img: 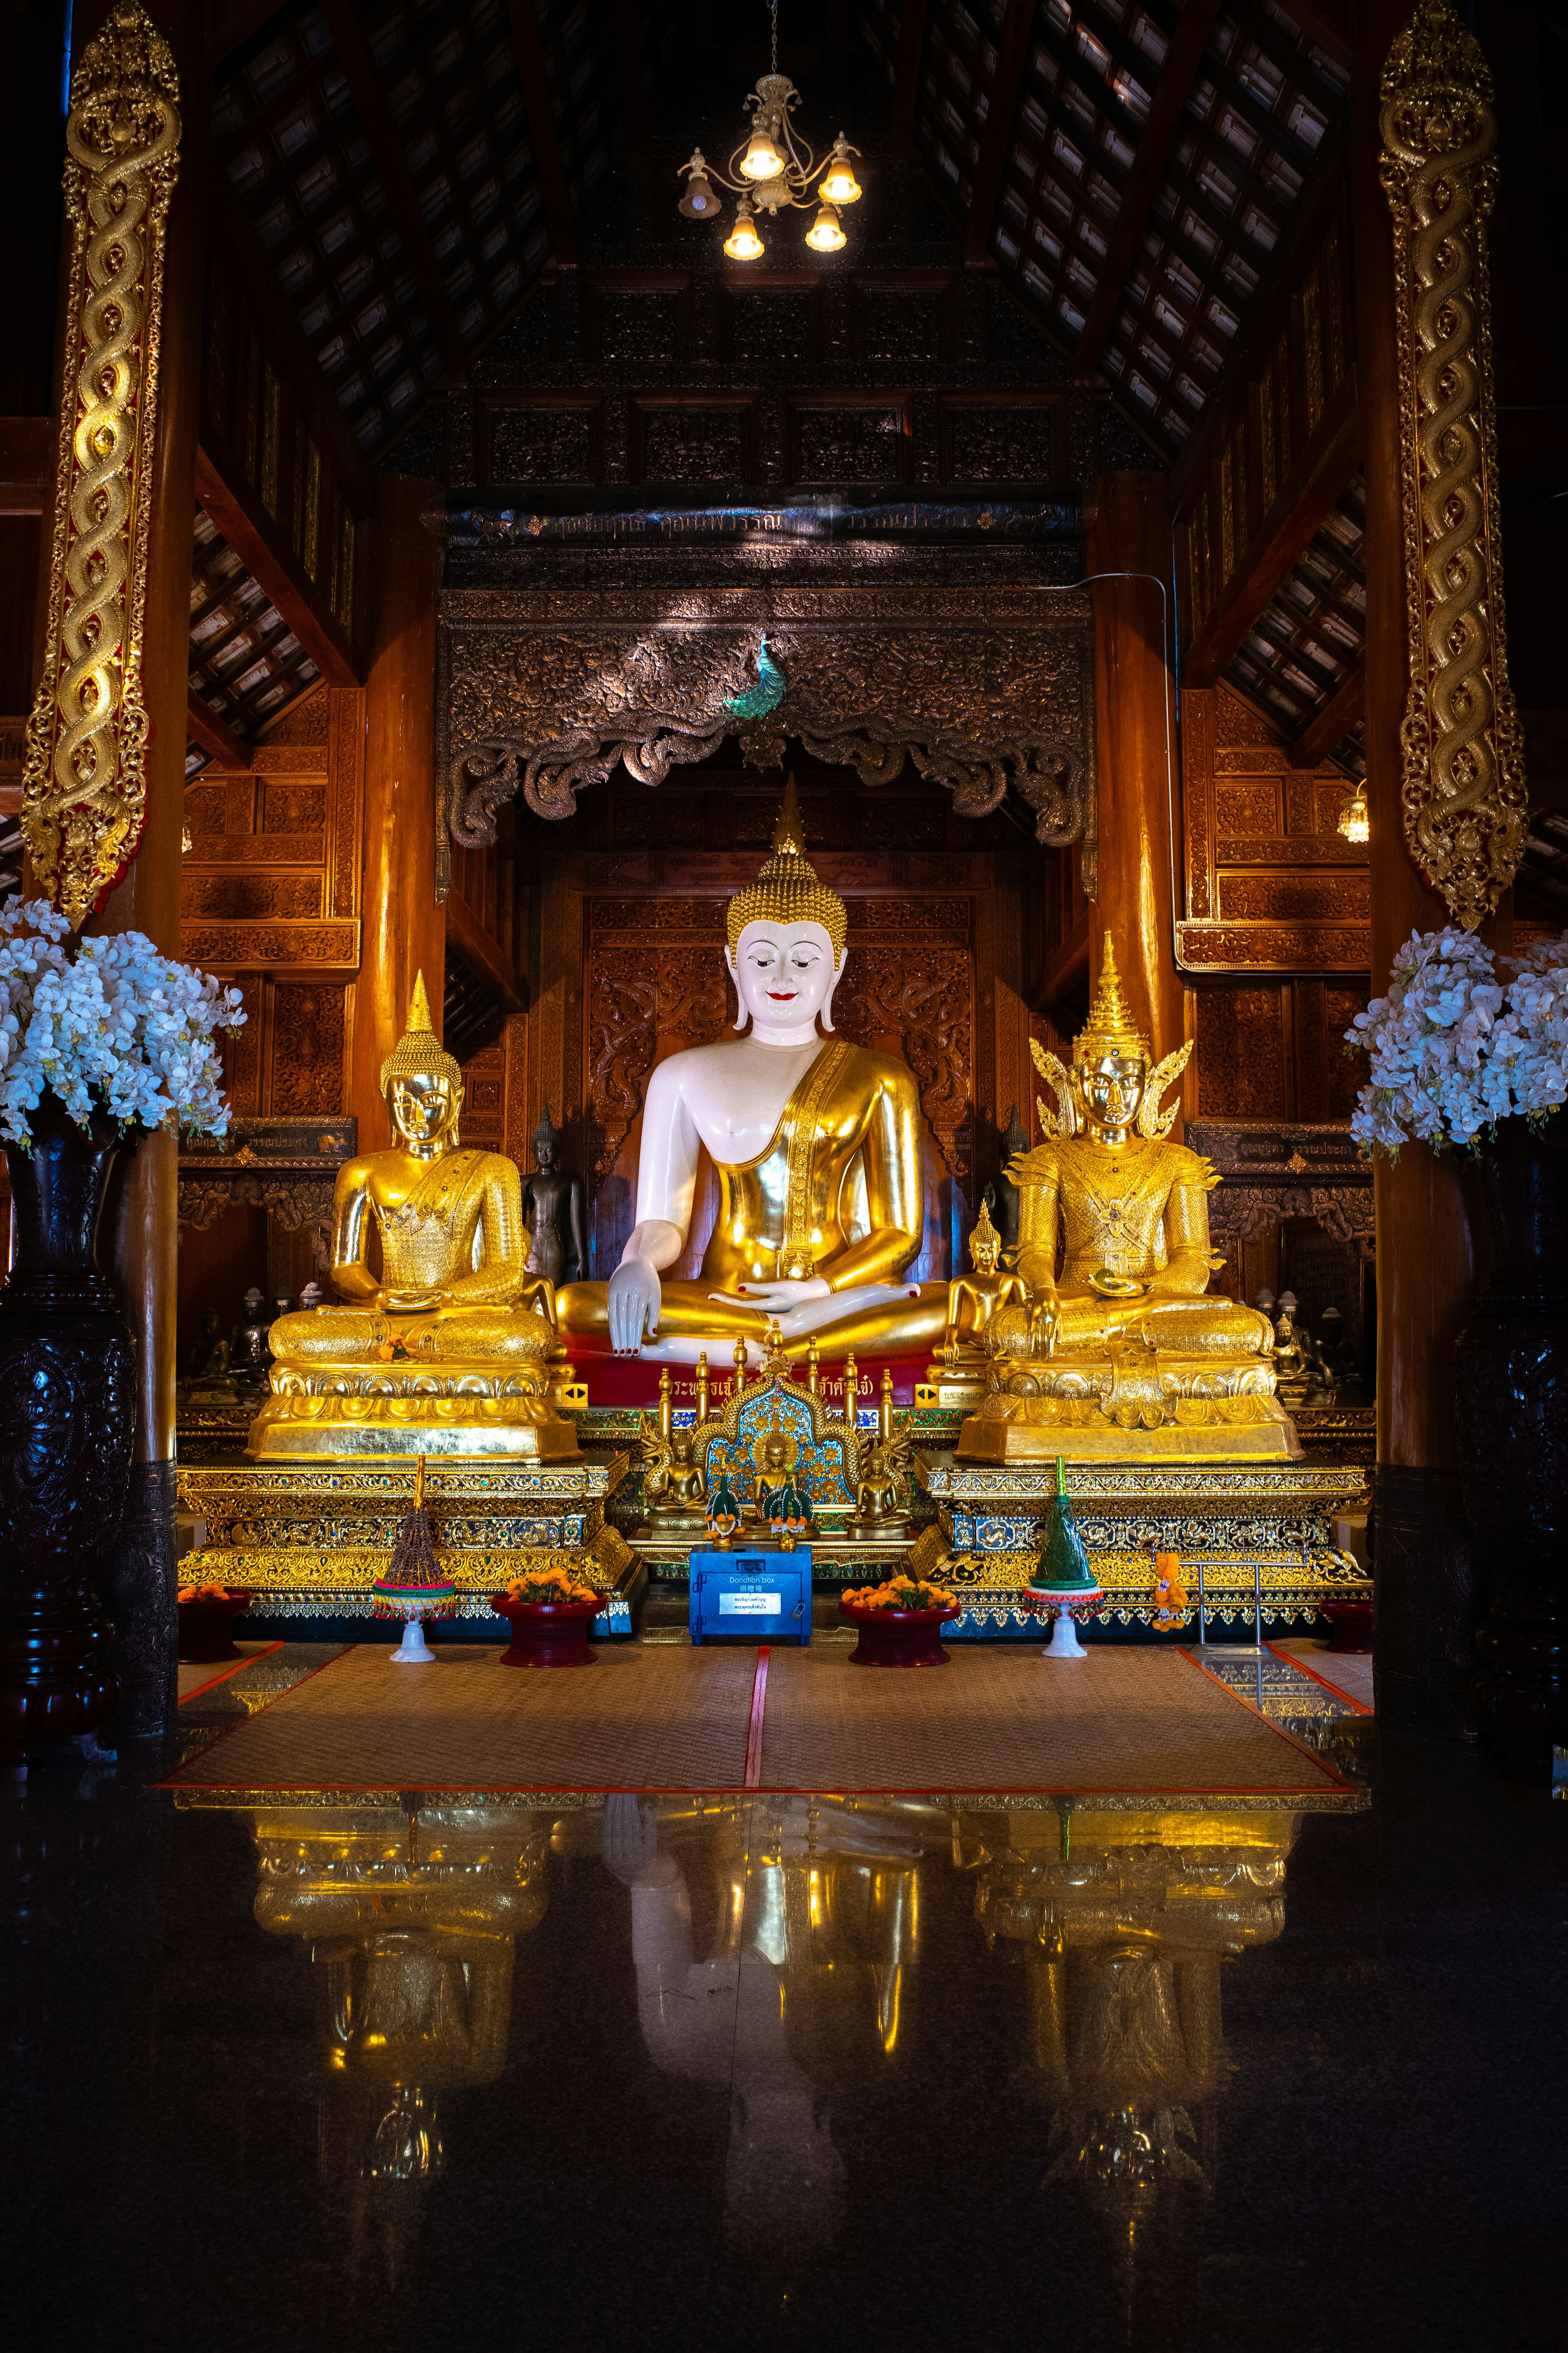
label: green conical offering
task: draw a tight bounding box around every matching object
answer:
[1027,1458,1100,1596]
[707,1469,741,1526]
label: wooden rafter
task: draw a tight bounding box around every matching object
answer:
[964,0,1036,269]
[447,888,526,1017]
[186,683,249,770]
[195,441,361,691]
[321,0,469,385]
[1287,662,1365,768]
[209,176,376,518]
[891,0,930,156]
[1183,365,1362,685]
[506,0,578,266]
[1070,0,1224,369]
[206,1,284,64]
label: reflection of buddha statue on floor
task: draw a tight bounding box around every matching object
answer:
[250,975,577,1461]
[928,1198,1031,1405]
[960,938,1292,1463]
[556,777,947,1364]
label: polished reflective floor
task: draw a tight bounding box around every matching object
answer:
[6,1702,1566,2352]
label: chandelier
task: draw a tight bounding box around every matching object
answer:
[1337,781,1369,844]
[677,0,862,261]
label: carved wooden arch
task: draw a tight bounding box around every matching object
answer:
[438,591,1098,893]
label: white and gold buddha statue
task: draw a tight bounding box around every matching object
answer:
[249,975,578,1460]
[959,938,1293,1462]
[555,778,947,1364]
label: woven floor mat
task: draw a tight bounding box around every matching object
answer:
[1272,1640,1375,1714]
[168,1642,759,1792]
[755,1643,1351,1794]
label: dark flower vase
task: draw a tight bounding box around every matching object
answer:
[1454,1114,1568,1775]
[0,1092,136,1759]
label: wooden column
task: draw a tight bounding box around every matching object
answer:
[1353,0,1501,1740]
[1086,472,1190,1112]
[350,475,446,1155]
[87,0,209,1741]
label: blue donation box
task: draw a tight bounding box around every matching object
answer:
[689,1548,812,1645]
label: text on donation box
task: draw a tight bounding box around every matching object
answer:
[689,1550,812,1645]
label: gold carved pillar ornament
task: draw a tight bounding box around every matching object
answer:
[21,3,182,928]
[1378,0,1525,931]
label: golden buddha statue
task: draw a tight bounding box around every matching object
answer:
[556,779,947,1364]
[927,1198,1031,1405]
[250,975,578,1460]
[958,937,1292,1463]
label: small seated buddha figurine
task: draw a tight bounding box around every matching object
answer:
[250,975,577,1461]
[556,778,947,1364]
[959,937,1291,1463]
[927,1198,1031,1405]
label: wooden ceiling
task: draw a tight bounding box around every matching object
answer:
[191,0,1359,774]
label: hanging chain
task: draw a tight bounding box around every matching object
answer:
[771,0,779,74]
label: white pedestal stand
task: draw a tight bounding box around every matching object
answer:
[390,1615,435,1665]
[1045,1609,1089,1660]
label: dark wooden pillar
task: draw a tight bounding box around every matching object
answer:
[349,476,446,1157]
[1352,0,1502,1740]
[1086,472,1190,1111]
[82,0,209,1744]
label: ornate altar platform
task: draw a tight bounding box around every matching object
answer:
[912,1452,1370,1638]
[176,1455,641,1632]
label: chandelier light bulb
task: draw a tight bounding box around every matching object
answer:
[724,201,766,261]
[1338,782,1370,844]
[805,201,845,252]
[740,125,786,180]
[818,136,862,205]
[678,149,721,219]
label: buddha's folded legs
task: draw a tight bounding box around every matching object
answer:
[270,1303,553,1366]
[555,1278,949,1360]
[1048,1295,1275,1357]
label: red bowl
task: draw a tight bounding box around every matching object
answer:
[1322,1599,1373,1654]
[839,1598,962,1667]
[488,1591,604,1667]
[176,1590,252,1664]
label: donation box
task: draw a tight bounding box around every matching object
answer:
[689,1548,812,1645]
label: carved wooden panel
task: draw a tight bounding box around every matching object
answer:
[944,400,1059,482]
[859,285,947,362]
[181,873,325,922]
[637,403,751,483]
[486,401,597,484]
[1194,986,1289,1120]
[1178,685,1369,973]
[724,284,817,364]
[789,399,910,485]
[267,984,347,1116]
[593,283,685,364]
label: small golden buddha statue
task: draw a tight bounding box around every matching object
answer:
[250,975,577,1461]
[958,937,1291,1463]
[927,1198,1031,1405]
[555,779,947,1363]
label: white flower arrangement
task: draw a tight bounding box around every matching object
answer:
[1347,925,1568,1155]
[0,899,245,1149]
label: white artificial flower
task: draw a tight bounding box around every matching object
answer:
[0,899,246,1149]
[1347,924,1568,1155]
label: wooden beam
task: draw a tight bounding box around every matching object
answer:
[1074,0,1225,380]
[447,888,527,1018]
[209,176,377,517]
[506,0,578,266]
[1183,364,1361,685]
[321,0,468,386]
[186,682,250,769]
[964,0,1035,270]
[1037,910,1091,1008]
[0,415,52,514]
[1288,662,1365,768]
[891,0,930,155]
[196,437,361,689]
[206,3,286,63]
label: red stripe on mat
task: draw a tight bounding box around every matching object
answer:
[1265,1640,1374,1715]
[1177,1646,1355,1786]
[178,1642,285,1705]
[744,1645,770,1788]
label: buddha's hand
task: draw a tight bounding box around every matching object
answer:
[378,1287,441,1314]
[608,1255,662,1352]
[1090,1269,1150,1301]
[728,1276,831,1313]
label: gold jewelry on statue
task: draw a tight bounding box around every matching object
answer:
[725,774,848,960]
[380,971,462,1094]
[1072,937,1149,1065]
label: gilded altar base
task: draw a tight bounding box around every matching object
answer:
[914,1452,1370,1637]
[176,1454,641,1630]
[957,1356,1299,1465]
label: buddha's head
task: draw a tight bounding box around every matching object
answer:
[968,1199,1003,1275]
[1073,939,1150,1141]
[381,972,463,1151]
[726,776,847,1037]
[531,1104,561,1175]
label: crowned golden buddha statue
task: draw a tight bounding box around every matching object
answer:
[958,938,1292,1463]
[556,779,947,1364]
[249,975,578,1461]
